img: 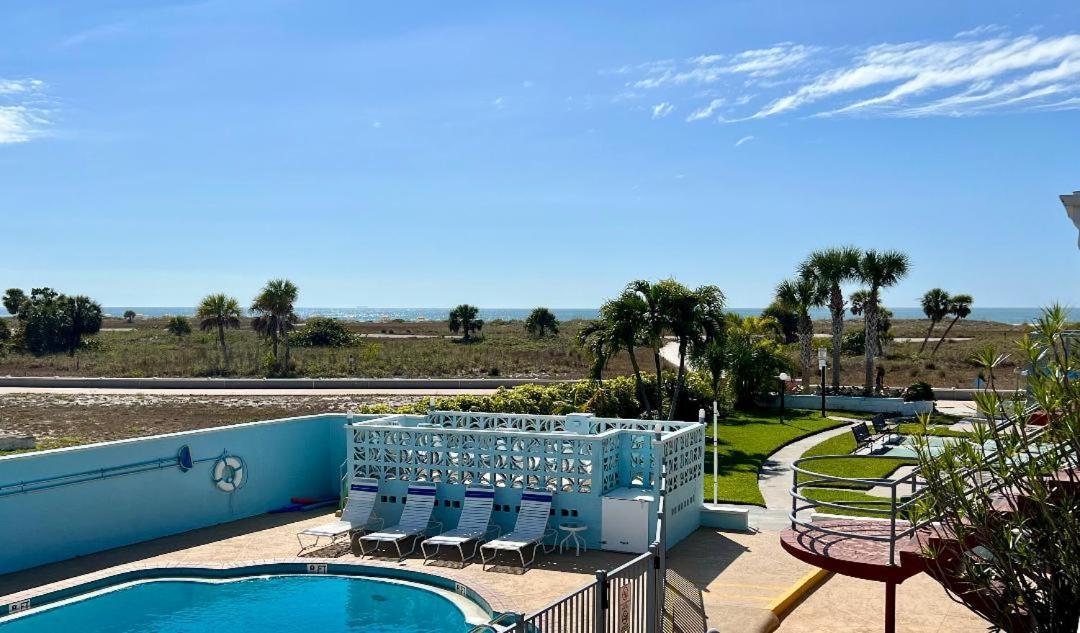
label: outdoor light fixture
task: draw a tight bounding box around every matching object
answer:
[1062,191,1080,249]
[778,372,790,419]
[818,347,828,418]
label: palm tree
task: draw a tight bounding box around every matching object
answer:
[856,249,910,393]
[196,293,242,368]
[167,316,192,338]
[597,291,653,414]
[251,279,299,373]
[932,294,973,356]
[525,307,560,337]
[775,273,826,389]
[63,295,104,356]
[801,246,861,389]
[629,280,668,417]
[918,288,952,353]
[657,280,725,420]
[577,320,614,385]
[448,304,483,342]
[123,310,137,324]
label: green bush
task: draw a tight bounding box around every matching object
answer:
[355,371,731,421]
[166,316,192,337]
[0,319,10,343]
[902,381,935,401]
[290,317,356,348]
[19,288,103,356]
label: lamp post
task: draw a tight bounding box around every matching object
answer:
[778,372,790,419]
[818,347,828,418]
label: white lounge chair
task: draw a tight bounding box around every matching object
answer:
[480,489,557,570]
[359,483,441,560]
[296,478,382,554]
[421,486,499,564]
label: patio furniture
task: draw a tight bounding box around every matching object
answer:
[358,483,441,560]
[480,489,557,571]
[557,521,588,556]
[870,414,900,444]
[851,423,875,452]
[420,486,499,564]
[296,478,382,554]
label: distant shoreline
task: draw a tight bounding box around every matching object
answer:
[96,306,1070,326]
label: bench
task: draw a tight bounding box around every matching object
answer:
[869,413,900,444]
[851,422,875,452]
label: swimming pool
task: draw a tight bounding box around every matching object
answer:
[0,575,483,632]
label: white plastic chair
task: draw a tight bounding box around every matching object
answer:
[480,489,557,570]
[359,483,441,560]
[296,478,382,554]
[421,486,499,564]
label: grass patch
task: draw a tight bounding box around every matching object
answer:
[703,409,846,506]
[802,488,900,519]
[0,436,83,456]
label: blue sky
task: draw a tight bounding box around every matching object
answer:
[1,1,1078,309]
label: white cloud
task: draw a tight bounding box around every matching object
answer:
[372,121,382,129]
[492,96,504,108]
[0,79,49,144]
[611,29,1080,122]
[734,135,755,147]
[651,102,675,119]
[686,98,725,122]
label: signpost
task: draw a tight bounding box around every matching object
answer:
[818,347,828,418]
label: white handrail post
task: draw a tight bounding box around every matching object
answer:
[712,400,719,505]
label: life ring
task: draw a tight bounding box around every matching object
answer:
[212,455,246,492]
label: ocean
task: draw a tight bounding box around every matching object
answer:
[103,306,1071,325]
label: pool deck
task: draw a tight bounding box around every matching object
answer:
[0,510,987,632]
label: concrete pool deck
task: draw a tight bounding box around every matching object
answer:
[0,510,987,632]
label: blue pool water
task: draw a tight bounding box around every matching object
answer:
[0,576,471,633]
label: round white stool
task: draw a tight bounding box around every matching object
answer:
[558,521,588,556]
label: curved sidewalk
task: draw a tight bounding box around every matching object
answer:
[752,421,855,532]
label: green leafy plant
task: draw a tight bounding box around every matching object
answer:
[166,316,192,338]
[801,246,861,389]
[18,288,103,356]
[855,249,910,393]
[524,307,559,338]
[290,317,355,348]
[196,293,242,370]
[251,279,299,374]
[919,288,951,353]
[775,273,826,389]
[3,288,26,317]
[123,309,137,324]
[932,293,973,356]
[910,304,1079,631]
[448,304,483,342]
[901,380,934,401]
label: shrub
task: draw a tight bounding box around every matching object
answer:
[902,381,935,401]
[123,310,137,323]
[290,317,356,348]
[525,307,560,338]
[20,288,103,356]
[0,319,10,343]
[166,316,192,338]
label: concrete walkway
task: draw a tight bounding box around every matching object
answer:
[750,422,854,531]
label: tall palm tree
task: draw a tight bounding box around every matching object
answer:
[919,288,952,353]
[775,273,826,389]
[577,320,614,385]
[196,293,242,368]
[251,279,299,373]
[448,304,483,342]
[933,294,973,356]
[856,249,910,393]
[629,280,668,417]
[800,246,860,389]
[657,281,725,420]
[598,291,653,414]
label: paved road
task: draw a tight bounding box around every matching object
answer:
[0,387,499,396]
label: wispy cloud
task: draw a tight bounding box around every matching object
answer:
[0,79,50,144]
[651,102,675,119]
[613,29,1080,122]
[686,98,725,122]
[492,96,505,108]
[734,135,755,147]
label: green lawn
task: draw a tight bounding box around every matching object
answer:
[796,415,975,514]
[802,487,902,519]
[703,409,846,506]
